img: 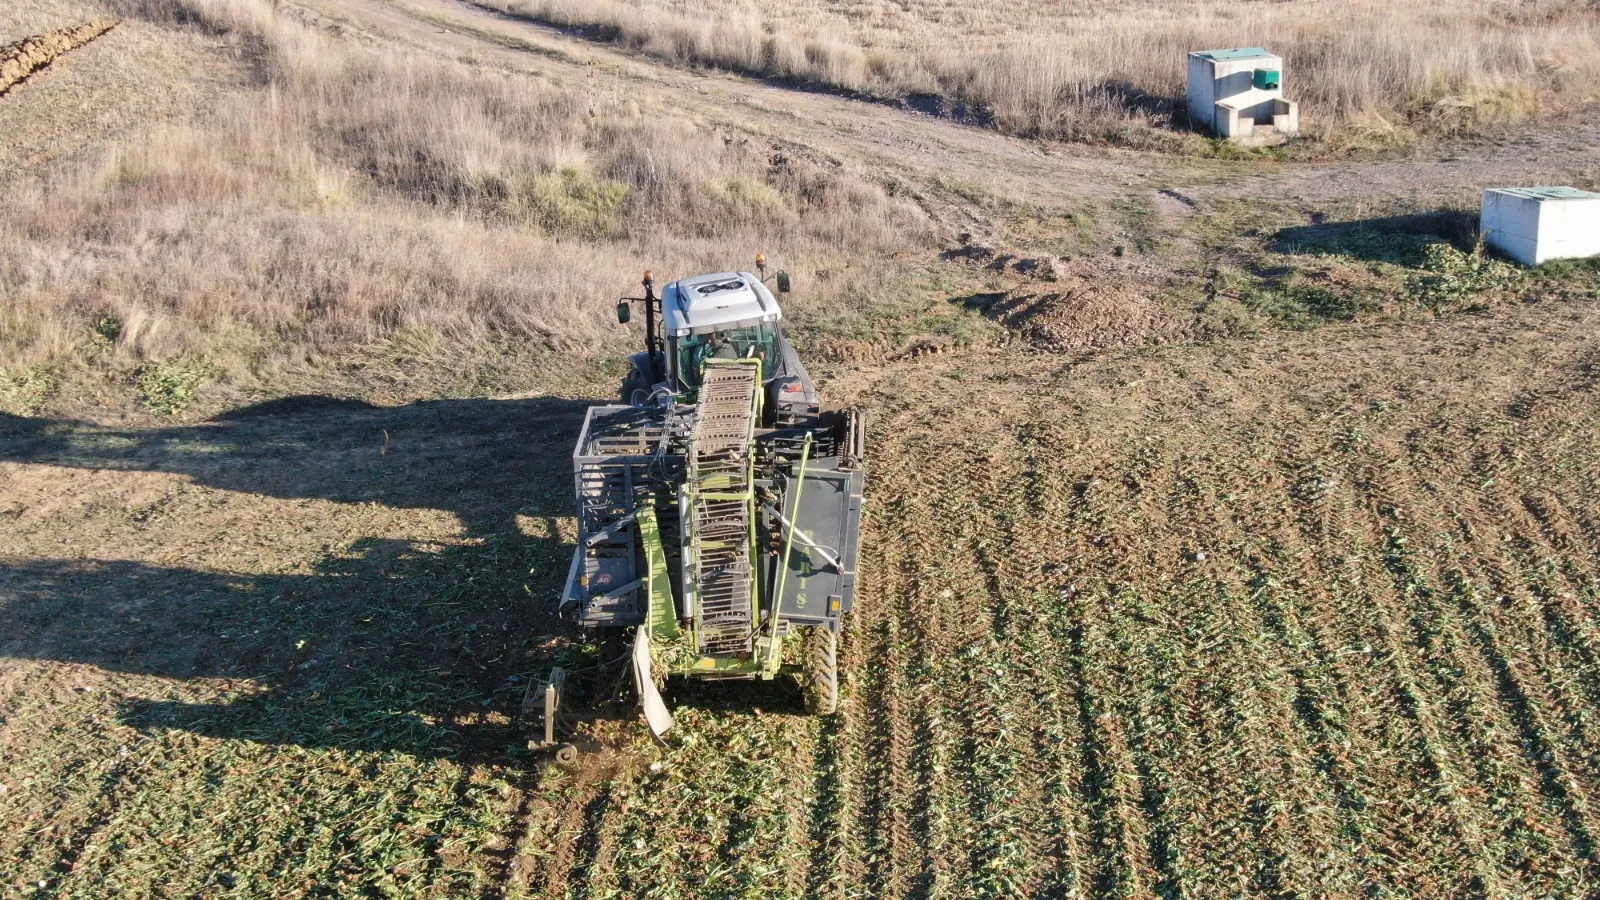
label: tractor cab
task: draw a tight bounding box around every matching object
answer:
[662,272,783,391]
[617,263,818,426]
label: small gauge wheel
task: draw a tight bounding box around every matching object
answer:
[554,743,579,765]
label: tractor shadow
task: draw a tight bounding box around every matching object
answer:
[0,395,592,761]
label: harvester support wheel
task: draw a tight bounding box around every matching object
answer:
[802,626,838,716]
[554,743,579,765]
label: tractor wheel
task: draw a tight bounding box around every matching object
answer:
[619,366,649,406]
[802,626,838,716]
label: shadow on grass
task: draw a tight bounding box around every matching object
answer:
[0,395,591,761]
[1274,209,1479,263]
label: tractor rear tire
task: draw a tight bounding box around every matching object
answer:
[802,626,838,716]
[620,365,650,406]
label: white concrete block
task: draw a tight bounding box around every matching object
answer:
[1482,187,1600,266]
[1187,48,1296,143]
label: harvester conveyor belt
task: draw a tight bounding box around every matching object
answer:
[688,362,761,656]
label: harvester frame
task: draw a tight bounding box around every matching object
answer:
[536,265,864,746]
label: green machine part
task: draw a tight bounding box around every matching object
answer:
[645,357,785,679]
[1253,68,1281,90]
[637,505,678,642]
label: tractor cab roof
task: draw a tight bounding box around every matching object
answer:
[661,272,782,337]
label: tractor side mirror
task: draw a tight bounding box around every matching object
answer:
[776,271,791,294]
[616,301,631,324]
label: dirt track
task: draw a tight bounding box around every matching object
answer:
[301,0,1600,222]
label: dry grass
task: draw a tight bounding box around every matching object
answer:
[0,0,927,412]
[493,0,1600,147]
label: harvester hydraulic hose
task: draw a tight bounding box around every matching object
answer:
[770,433,813,647]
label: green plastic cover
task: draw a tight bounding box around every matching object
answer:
[1499,187,1600,201]
[1200,47,1270,61]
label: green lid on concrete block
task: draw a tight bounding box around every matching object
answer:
[1509,187,1599,200]
[1198,47,1272,61]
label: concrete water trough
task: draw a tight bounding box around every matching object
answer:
[1481,187,1600,266]
[1187,47,1298,146]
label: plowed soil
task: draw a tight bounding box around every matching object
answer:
[502,298,1600,898]
[6,298,1598,897]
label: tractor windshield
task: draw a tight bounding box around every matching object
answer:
[675,323,780,389]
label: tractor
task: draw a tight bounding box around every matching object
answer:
[530,261,865,753]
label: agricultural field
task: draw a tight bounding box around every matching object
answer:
[4,0,1600,896]
[520,296,1600,898]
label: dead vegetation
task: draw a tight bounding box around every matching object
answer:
[0,0,926,415]
[0,18,117,95]
[490,0,1600,148]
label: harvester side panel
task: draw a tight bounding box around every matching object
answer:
[566,405,684,627]
[774,459,863,628]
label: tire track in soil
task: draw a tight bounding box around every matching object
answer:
[869,395,1012,898]
[810,560,876,898]
[781,723,819,897]
[1304,421,1587,894]
[1219,407,1489,891]
[884,470,969,899]
[1471,434,1600,704]
[1440,562,1600,893]
[852,421,917,898]
[804,707,851,898]
[1437,498,1600,883]
[901,526,972,897]
[1267,430,1465,893]
[1173,426,1345,895]
[1086,436,1203,900]
[819,381,924,898]
[1344,456,1507,896]
[1335,499,1506,892]
[1383,529,1560,896]
[1374,435,1591,894]
[1398,414,1600,878]
[1012,425,1095,897]
[563,781,622,900]
[958,440,1053,898]
[1061,444,1170,897]
[1261,415,1411,891]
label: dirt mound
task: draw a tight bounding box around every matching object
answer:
[963,256,1198,353]
[0,19,117,96]
[983,286,1195,353]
